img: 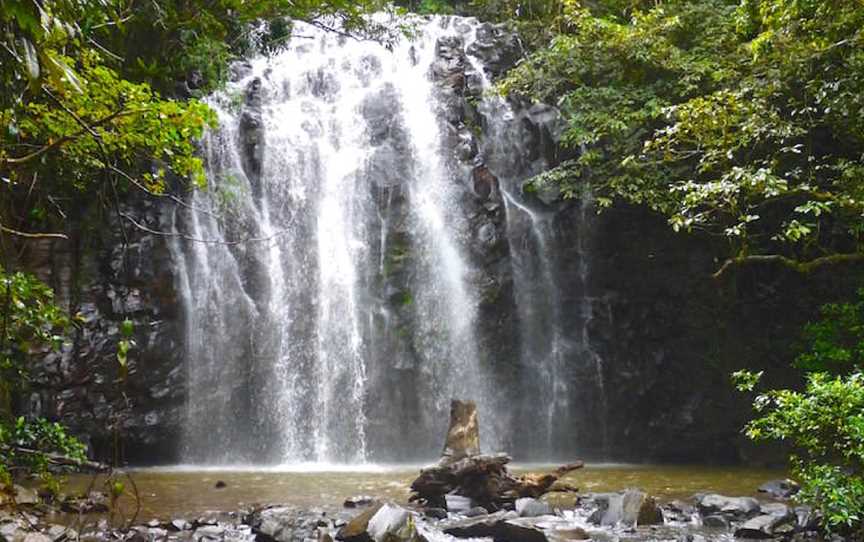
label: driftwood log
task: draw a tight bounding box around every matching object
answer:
[409,399,584,511]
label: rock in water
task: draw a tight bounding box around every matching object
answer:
[441,399,481,464]
[337,503,384,542]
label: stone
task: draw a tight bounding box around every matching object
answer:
[515,498,552,518]
[735,514,789,539]
[695,494,760,519]
[463,507,488,518]
[589,489,661,527]
[171,520,193,531]
[444,495,472,514]
[22,534,52,542]
[13,486,39,506]
[441,400,481,464]
[760,503,792,518]
[702,515,729,529]
[194,525,226,541]
[758,479,800,500]
[442,511,547,542]
[336,503,384,542]
[366,504,418,542]
[214,481,227,489]
[546,527,589,541]
[422,508,447,520]
[254,507,309,542]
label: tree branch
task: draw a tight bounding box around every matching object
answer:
[713,252,864,279]
[0,223,68,240]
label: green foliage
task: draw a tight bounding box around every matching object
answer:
[737,289,864,536]
[499,0,864,273]
[0,266,68,406]
[740,371,864,536]
[0,416,87,491]
[796,289,864,374]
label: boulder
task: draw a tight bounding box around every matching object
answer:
[366,504,420,542]
[444,495,472,514]
[336,503,384,542]
[702,515,729,529]
[515,498,552,518]
[589,489,662,527]
[734,514,795,539]
[254,506,311,542]
[695,494,760,519]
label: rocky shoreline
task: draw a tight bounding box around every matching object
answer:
[0,480,831,542]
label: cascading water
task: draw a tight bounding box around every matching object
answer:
[170,17,507,465]
[461,30,609,459]
[170,15,608,464]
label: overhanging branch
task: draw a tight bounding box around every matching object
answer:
[713,252,864,279]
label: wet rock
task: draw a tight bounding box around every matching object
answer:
[588,489,661,527]
[760,502,792,518]
[702,515,729,529]
[366,503,419,542]
[545,526,589,541]
[194,525,226,541]
[423,508,448,520]
[442,511,547,542]
[472,165,499,201]
[343,497,376,509]
[515,498,552,518]
[214,481,227,489]
[758,479,800,501]
[336,503,383,542]
[663,500,696,523]
[171,519,193,531]
[444,495,472,514]
[254,507,310,542]
[735,514,795,539]
[12,485,39,505]
[695,494,760,519]
[463,507,489,518]
[22,534,52,542]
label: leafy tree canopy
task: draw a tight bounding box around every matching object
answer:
[1,0,393,239]
[495,0,864,277]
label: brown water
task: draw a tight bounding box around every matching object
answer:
[62,464,784,521]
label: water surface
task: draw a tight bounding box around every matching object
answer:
[64,464,784,521]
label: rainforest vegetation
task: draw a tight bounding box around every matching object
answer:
[2,0,864,537]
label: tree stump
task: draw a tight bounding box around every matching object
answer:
[409,399,584,511]
[441,399,481,465]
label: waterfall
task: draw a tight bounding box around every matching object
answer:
[169,15,607,464]
[170,17,503,465]
[462,30,608,459]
